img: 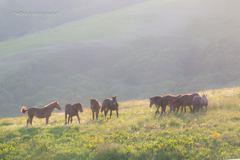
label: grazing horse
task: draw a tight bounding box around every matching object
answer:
[65,103,83,124]
[21,101,61,127]
[193,94,208,112]
[90,99,101,120]
[101,96,119,118]
[173,93,199,113]
[149,96,164,116]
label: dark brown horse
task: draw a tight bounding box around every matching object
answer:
[149,96,164,116]
[101,96,119,118]
[90,99,101,120]
[21,101,61,127]
[65,103,83,124]
[173,93,199,113]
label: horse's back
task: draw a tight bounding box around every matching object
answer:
[102,98,112,107]
[175,93,199,105]
[29,107,48,118]
[193,96,203,105]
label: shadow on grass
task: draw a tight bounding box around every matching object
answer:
[0,121,13,126]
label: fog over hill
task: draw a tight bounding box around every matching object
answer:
[0,0,240,117]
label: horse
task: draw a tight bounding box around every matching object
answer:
[101,96,119,118]
[161,94,182,112]
[90,99,101,120]
[20,101,61,127]
[173,93,199,113]
[149,96,164,116]
[193,94,208,112]
[65,103,83,124]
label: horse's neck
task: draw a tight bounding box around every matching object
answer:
[49,105,55,112]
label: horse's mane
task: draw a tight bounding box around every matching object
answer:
[44,101,58,108]
[150,96,162,100]
[91,99,100,104]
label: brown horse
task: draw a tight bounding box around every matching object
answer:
[149,96,164,116]
[65,103,83,124]
[173,93,199,113]
[193,94,208,112]
[161,94,182,112]
[21,101,61,127]
[90,99,101,120]
[101,96,119,118]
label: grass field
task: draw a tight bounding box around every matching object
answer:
[1,87,240,159]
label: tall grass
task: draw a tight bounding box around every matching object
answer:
[1,87,240,159]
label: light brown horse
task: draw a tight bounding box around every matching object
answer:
[173,93,199,113]
[90,99,101,120]
[161,94,182,112]
[21,101,61,127]
[65,103,83,124]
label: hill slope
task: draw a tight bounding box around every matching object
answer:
[1,0,240,117]
[1,87,240,159]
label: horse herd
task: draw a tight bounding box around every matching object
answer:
[20,93,208,127]
[20,96,119,127]
[149,93,208,116]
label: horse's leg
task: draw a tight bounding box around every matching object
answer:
[104,110,109,117]
[45,117,49,126]
[155,106,159,116]
[92,112,94,120]
[189,105,192,112]
[68,116,71,124]
[181,106,183,113]
[26,117,30,128]
[116,109,118,118]
[76,114,80,124]
[96,112,98,120]
[65,113,67,124]
[30,116,33,126]
[160,106,164,115]
[164,105,167,113]
[176,105,179,113]
[110,110,112,118]
[70,117,72,123]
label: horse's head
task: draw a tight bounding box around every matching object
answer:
[149,97,155,108]
[89,99,94,110]
[54,102,61,110]
[74,103,83,112]
[112,96,118,107]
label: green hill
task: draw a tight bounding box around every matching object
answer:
[1,0,240,118]
[1,87,240,159]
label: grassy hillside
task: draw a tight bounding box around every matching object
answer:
[1,0,240,118]
[2,0,240,56]
[1,87,240,159]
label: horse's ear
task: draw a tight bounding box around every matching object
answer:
[89,99,91,101]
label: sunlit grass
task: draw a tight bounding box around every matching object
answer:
[1,87,240,159]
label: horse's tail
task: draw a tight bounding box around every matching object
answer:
[21,106,28,114]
